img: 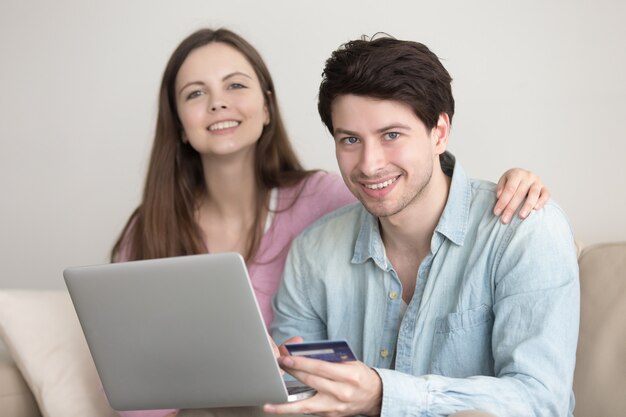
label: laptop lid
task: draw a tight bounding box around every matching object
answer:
[63,253,291,410]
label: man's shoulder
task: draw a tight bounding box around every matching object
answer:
[468,177,568,223]
[464,176,574,249]
[469,178,498,204]
[513,199,573,234]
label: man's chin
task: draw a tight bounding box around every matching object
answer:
[358,198,399,218]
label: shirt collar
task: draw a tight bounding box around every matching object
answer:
[434,153,470,246]
[351,153,471,266]
[352,208,389,269]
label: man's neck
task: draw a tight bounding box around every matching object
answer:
[379,165,451,303]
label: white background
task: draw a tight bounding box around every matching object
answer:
[1,0,625,288]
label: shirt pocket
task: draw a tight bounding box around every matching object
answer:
[429,304,494,377]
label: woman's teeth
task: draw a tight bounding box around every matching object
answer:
[208,121,240,131]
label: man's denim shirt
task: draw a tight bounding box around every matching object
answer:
[271,159,579,417]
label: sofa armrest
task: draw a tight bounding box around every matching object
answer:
[574,242,626,417]
[0,345,41,417]
[0,290,119,417]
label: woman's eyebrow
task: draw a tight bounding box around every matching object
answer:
[178,72,253,96]
[222,71,253,81]
[178,81,204,96]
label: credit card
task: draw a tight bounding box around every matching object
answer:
[284,340,357,362]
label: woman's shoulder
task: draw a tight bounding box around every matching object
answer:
[300,170,345,192]
[282,171,352,202]
[277,171,355,219]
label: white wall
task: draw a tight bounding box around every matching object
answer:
[1,0,625,288]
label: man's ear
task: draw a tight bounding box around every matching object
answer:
[432,112,450,155]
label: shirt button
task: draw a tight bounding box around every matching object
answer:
[389,291,398,300]
[380,348,389,358]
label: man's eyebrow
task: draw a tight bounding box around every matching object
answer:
[375,123,411,133]
[333,124,412,136]
[177,72,253,96]
[333,127,360,137]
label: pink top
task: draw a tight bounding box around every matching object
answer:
[250,171,355,327]
[116,172,355,417]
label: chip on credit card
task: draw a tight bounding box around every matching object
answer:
[284,340,357,362]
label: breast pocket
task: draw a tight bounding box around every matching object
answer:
[429,304,494,377]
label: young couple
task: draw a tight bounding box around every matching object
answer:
[114,29,578,417]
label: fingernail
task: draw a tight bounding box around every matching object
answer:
[501,214,510,224]
[494,207,502,216]
[520,209,528,218]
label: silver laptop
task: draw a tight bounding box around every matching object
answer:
[63,252,313,411]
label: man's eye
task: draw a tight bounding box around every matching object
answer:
[384,132,400,140]
[342,137,359,145]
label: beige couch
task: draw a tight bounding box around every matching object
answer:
[1,242,624,417]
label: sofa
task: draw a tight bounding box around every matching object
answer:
[1,242,624,417]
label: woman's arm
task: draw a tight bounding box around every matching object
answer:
[493,168,550,224]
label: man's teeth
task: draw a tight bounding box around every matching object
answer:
[209,121,239,131]
[365,177,397,190]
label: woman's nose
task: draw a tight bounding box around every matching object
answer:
[209,103,227,112]
[208,94,228,112]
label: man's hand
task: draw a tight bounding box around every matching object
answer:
[263,354,382,417]
[270,335,303,375]
[494,168,550,224]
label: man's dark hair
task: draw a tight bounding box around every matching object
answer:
[318,36,455,134]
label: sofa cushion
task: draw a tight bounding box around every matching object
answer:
[573,242,626,417]
[0,290,119,417]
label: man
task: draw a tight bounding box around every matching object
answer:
[265,37,579,417]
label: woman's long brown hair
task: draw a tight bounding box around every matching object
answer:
[111,28,312,263]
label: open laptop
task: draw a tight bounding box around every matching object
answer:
[63,252,314,411]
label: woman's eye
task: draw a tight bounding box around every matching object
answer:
[229,83,246,89]
[342,137,360,145]
[384,132,400,140]
[186,90,204,100]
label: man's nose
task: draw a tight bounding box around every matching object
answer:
[358,140,386,177]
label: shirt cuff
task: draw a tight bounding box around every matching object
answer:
[374,368,428,416]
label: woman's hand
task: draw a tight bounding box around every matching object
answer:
[494,168,550,224]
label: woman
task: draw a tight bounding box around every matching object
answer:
[111,28,549,417]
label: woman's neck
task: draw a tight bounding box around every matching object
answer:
[196,149,267,255]
[200,149,258,220]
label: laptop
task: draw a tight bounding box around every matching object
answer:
[63,252,314,410]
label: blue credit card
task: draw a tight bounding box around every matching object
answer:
[284,340,357,362]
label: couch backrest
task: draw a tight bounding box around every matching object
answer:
[573,242,626,417]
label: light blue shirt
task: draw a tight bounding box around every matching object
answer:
[271,159,579,417]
